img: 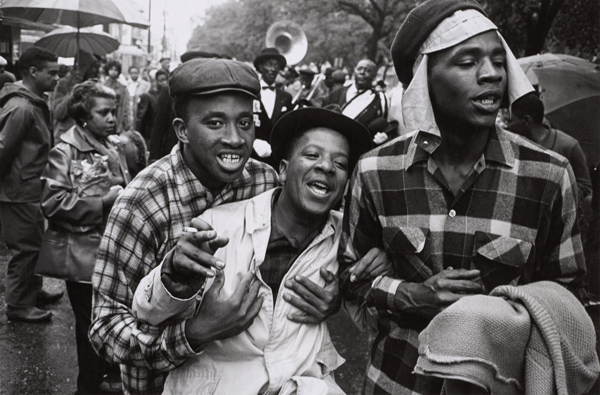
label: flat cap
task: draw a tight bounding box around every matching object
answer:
[391,0,486,85]
[169,58,260,98]
[180,50,220,63]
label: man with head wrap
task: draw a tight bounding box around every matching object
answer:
[338,1,587,394]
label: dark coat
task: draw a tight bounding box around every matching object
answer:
[0,82,52,202]
[253,88,293,168]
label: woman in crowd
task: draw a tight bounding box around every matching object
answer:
[102,59,131,134]
[39,81,132,394]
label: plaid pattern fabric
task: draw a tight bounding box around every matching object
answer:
[339,127,586,395]
[89,144,279,395]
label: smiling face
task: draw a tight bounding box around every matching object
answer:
[85,97,117,139]
[428,30,507,134]
[173,92,255,193]
[258,58,282,86]
[279,128,350,220]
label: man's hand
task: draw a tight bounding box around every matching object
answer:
[161,217,229,299]
[394,268,483,318]
[185,269,263,348]
[283,267,341,324]
[348,247,394,283]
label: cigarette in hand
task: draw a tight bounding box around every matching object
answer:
[183,226,198,233]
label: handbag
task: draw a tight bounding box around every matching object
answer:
[35,226,102,283]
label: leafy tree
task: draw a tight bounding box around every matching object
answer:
[482,0,598,59]
[337,0,418,63]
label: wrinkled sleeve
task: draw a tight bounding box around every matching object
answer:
[338,162,385,308]
[40,146,104,226]
[0,104,31,178]
[534,163,587,296]
[90,206,200,373]
[131,259,198,326]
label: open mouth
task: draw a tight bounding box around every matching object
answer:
[218,153,243,170]
[473,95,501,112]
[307,181,331,196]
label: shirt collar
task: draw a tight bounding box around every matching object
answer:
[406,126,515,169]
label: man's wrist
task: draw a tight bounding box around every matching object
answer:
[367,276,404,311]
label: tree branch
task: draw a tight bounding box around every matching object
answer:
[338,0,376,26]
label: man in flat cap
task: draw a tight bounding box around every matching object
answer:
[252,47,293,168]
[89,58,341,395]
[128,105,382,394]
[338,0,587,393]
[148,51,221,161]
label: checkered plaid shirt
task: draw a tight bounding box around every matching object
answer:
[90,145,279,395]
[339,127,586,394]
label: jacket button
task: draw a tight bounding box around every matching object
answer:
[448,209,456,218]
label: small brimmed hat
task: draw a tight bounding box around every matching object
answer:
[254,48,286,70]
[270,104,373,171]
[390,0,486,85]
[169,58,260,99]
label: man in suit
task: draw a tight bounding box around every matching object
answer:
[323,59,391,146]
[252,48,293,168]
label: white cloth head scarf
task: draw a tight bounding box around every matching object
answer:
[402,9,533,135]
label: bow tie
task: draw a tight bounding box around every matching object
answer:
[262,85,276,91]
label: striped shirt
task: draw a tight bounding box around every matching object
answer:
[339,126,586,394]
[90,144,279,395]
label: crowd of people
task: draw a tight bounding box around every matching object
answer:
[0,0,599,394]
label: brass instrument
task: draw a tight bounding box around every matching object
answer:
[265,20,307,66]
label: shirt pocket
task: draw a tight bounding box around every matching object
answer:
[163,362,220,395]
[472,231,532,293]
[382,226,432,280]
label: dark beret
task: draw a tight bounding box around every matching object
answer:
[391,0,486,85]
[169,58,260,99]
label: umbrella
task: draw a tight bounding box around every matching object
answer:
[34,26,119,57]
[0,0,149,28]
[518,53,600,167]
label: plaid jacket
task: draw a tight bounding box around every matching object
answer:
[339,127,586,394]
[89,145,279,395]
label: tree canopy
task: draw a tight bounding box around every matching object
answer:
[186,0,599,71]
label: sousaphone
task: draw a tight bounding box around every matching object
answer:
[265,20,307,66]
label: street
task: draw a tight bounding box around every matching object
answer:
[0,238,372,394]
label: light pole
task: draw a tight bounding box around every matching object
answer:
[147,0,152,56]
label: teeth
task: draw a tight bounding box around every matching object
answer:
[477,98,496,105]
[309,182,330,195]
[220,154,241,163]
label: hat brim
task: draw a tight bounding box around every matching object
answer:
[270,107,373,171]
[186,86,258,99]
[254,54,287,70]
